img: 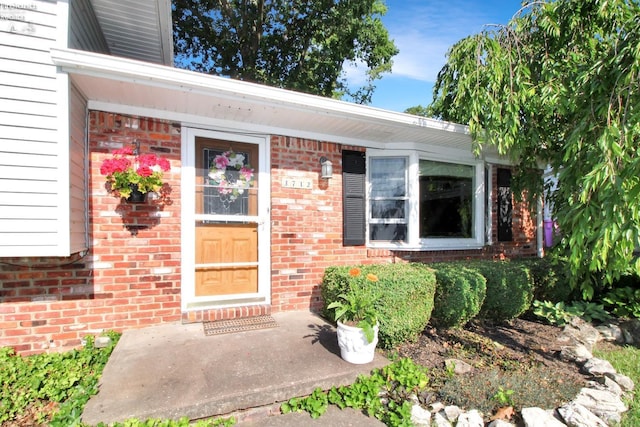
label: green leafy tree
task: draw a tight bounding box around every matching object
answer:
[173,0,398,104]
[403,105,430,117]
[429,0,640,298]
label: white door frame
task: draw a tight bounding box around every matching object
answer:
[181,127,271,311]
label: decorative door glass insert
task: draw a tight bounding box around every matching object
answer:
[204,149,255,215]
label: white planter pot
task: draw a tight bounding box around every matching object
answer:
[336,320,379,364]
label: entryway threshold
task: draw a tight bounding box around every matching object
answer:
[81,311,389,425]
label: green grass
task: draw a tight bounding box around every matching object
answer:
[594,345,640,427]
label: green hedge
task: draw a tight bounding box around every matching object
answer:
[321,263,436,349]
[519,256,573,303]
[469,260,535,321]
[429,263,487,328]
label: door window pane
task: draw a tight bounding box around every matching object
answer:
[204,149,255,215]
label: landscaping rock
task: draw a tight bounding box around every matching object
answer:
[572,388,627,424]
[407,393,420,405]
[560,318,601,351]
[604,372,635,392]
[432,410,452,427]
[620,319,640,344]
[521,407,566,427]
[588,376,623,396]
[442,405,462,422]
[430,402,445,413]
[557,402,607,427]
[444,358,473,374]
[456,409,484,427]
[581,358,616,377]
[410,404,431,426]
[595,324,624,343]
[560,343,593,364]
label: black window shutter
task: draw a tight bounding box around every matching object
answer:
[343,150,366,246]
[497,168,513,242]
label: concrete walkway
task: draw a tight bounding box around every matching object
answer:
[82,311,388,426]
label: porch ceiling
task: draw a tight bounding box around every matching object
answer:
[90,0,173,65]
[52,48,490,155]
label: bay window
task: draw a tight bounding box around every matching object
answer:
[419,160,474,239]
[368,152,485,249]
[369,157,408,242]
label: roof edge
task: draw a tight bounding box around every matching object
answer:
[50,48,469,135]
[157,0,174,65]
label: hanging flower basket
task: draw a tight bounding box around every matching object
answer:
[100,146,171,200]
[126,184,147,203]
[208,151,255,203]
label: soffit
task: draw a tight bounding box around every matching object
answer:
[90,0,173,65]
[52,48,501,157]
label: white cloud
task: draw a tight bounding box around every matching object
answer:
[342,59,369,86]
[382,0,520,83]
[391,31,452,82]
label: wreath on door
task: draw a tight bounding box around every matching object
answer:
[208,151,255,203]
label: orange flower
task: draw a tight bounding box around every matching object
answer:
[349,268,361,277]
[366,273,379,282]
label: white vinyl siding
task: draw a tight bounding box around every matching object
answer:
[0,0,87,256]
[68,83,88,253]
[69,0,109,52]
[0,1,60,254]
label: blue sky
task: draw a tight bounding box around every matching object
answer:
[365,0,525,112]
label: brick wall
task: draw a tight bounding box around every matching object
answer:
[270,137,371,313]
[0,112,182,354]
[268,137,538,313]
[0,113,538,355]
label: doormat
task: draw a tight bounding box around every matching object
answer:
[203,315,279,336]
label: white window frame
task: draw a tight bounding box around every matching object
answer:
[367,150,485,251]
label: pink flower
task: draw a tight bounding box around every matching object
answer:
[208,151,254,203]
[240,166,254,181]
[113,146,134,156]
[157,157,171,172]
[136,165,153,177]
[100,145,170,198]
[137,154,157,168]
[100,157,131,175]
[214,154,229,170]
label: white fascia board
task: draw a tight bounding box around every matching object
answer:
[482,153,513,165]
[50,48,469,135]
[156,0,174,65]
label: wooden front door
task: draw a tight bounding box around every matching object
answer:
[195,138,259,297]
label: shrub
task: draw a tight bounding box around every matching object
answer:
[519,256,573,303]
[603,287,640,319]
[468,260,535,321]
[321,263,437,349]
[595,268,640,319]
[429,263,487,328]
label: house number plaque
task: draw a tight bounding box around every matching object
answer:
[281,178,312,189]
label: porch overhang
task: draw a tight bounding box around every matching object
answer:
[51,48,502,160]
